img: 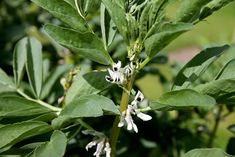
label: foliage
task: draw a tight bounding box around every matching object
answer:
[0,0,235,157]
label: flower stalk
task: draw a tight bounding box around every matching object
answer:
[109,72,136,157]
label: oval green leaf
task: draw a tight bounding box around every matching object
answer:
[31,130,67,157]
[44,24,113,65]
[183,148,232,157]
[65,71,112,104]
[26,37,43,98]
[13,37,27,87]
[0,96,52,118]
[144,22,193,58]
[61,94,119,118]
[32,0,87,31]
[150,89,216,111]
[172,45,229,90]
[0,121,52,152]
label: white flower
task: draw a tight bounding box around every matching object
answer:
[118,90,152,133]
[131,90,144,106]
[105,69,125,84]
[118,105,138,133]
[112,60,121,72]
[105,61,125,84]
[83,130,111,157]
[124,62,135,77]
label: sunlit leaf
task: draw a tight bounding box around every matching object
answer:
[175,0,211,22]
[100,3,116,47]
[200,0,235,20]
[65,71,112,104]
[26,37,43,98]
[215,59,235,80]
[61,94,119,118]
[183,148,231,157]
[44,24,113,65]
[32,0,87,31]
[145,22,193,57]
[102,0,128,43]
[172,45,229,90]
[150,89,215,111]
[0,96,52,118]
[194,79,235,103]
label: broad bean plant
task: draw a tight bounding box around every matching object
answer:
[0,0,235,157]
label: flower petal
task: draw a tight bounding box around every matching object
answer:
[135,90,144,102]
[132,122,138,133]
[137,112,152,121]
[113,61,121,71]
[104,142,111,157]
[93,139,105,157]
[85,140,97,151]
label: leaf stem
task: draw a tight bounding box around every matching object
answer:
[16,89,61,113]
[207,105,223,147]
[138,57,151,70]
[109,73,136,157]
[77,119,94,130]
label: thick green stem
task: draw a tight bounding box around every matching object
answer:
[207,105,223,147]
[110,74,136,157]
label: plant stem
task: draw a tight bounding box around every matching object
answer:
[77,119,94,130]
[16,89,61,113]
[207,105,223,147]
[139,57,151,70]
[109,73,136,157]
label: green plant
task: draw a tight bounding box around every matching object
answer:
[0,0,235,157]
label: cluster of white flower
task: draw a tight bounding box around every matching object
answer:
[83,130,111,157]
[118,91,152,133]
[105,61,136,85]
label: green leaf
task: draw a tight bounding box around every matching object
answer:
[172,45,230,89]
[148,0,169,27]
[199,0,235,20]
[100,3,116,47]
[30,112,57,123]
[139,2,151,39]
[194,79,235,103]
[102,0,128,43]
[65,71,112,104]
[63,0,76,9]
[183,148,232,157]
[51,116,74,130]
[61,94,119,118]
[0,121,52,152]
[32,0,87,31]
[0,69,14,87]
[26,37,43,98]
[13,37,27,87]
[144,22,193,57]
[175,0,211,22]
[150,89,216,111]
[31,130,67,157]
[215,59,235,80]
[40,64,72,99]
[228,124,235,135]
[44,24,113,65]
[0,96,52,118]
[84,0,101,14]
